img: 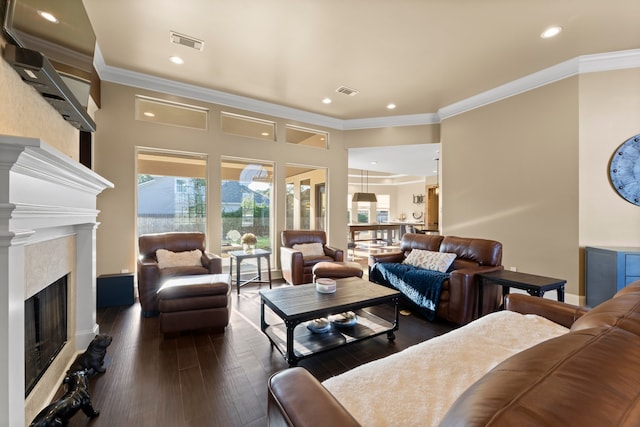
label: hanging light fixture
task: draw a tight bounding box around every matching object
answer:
[352,169,377,202]
[252,166,272,183]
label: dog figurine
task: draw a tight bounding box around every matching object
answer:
[67,334,112,376]
[29,370,99,427]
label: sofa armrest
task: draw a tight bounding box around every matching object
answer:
[202,252,222,274]
[268,368,361,427]
[447,266,503,324]
[137,257,161,315]
[324,245,344,262]
[280,247,305,285]
[505,293,588,328]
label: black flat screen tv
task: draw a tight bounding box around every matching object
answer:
[2,0,97,131]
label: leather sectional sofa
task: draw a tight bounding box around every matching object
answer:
[369,233,503,325]
[267,281,640,426]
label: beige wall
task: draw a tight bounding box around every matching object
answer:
[0,39,79,158]
[94,81,349,275]
[441,70,640,301]
[578,68,640,291]
[441,78,581,298]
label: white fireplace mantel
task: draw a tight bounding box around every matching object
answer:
[0,135,113,427]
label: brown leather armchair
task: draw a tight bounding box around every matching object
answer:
[137,232,222,316]
[280,230,344,285]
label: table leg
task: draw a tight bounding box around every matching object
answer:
[526,289,543,297]
[477,278,484,319]
[267,256,272,289]
[257,255,262,282]
[260,298,266,331]
[557,285,565,302]
[236,257,242,295]
[284,319,299,366]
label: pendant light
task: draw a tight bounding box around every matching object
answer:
[352,169,377,202]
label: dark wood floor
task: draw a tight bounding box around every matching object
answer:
[62,279,455,427]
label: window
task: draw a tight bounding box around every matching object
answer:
[376,194,390,223]
[220,159,273,258]
[285,165,327,230]
[221,112,276,141]
[136,151,207,235]
[135,95,208,130]
[285,125,328,148]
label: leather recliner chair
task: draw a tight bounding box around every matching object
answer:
[280,230,344,285]
[137,232,222,316]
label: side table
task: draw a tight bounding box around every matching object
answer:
[228,248,272,295]
[477,269,566,317]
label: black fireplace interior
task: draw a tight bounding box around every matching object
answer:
[24,275,68,396]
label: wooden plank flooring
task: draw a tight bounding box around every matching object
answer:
[60,279,455,427]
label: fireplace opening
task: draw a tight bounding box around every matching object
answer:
[24,275,68,397]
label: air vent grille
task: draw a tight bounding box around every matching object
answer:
[336,86,359,96]
[170,31,205,51]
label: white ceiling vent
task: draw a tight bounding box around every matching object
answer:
[170,31,204,51]
[336,86,359,96]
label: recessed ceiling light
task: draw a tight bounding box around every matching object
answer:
[37,10,59,24]
[371,161,378,165]
[169,56,184,65]
[261,132,270,136]
[322,98,332,104]
[541,26,562,39]
[387,103,396,110]
[143,112,155,117]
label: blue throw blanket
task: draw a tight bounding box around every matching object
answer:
[370,262,450,321]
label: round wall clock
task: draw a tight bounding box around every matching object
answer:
[609,133,640,206]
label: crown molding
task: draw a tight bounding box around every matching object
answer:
[438,49,640,120]
[94,46,640,130]
[343,113,440,130]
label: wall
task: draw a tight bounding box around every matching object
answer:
[94,82,348,275]
[0,39,79,158]
[578,68,640,291]
[441,78,581,299]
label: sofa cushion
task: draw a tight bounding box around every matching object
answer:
[293,242,324,257]
[156,248,203,269]
[403,249,457,272]
[571,289,640,335]
[440,326,640,426]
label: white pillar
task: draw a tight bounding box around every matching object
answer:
[0,232,31,427]
[75,223,100,349]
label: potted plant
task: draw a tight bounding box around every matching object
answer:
[241,233,257,252]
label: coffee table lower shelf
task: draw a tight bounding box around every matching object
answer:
[264,309,396,365]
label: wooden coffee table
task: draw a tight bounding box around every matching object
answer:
[260,277,400,365]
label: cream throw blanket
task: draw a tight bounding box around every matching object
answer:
[322,310,568,426]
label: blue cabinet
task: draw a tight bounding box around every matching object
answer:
[586,246,640,307]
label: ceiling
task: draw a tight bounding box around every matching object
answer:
[7,1,639,176]
[81,0,639,120]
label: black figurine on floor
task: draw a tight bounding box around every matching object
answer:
[67,333,113,376]
[30,334,112,427]
[29,370,99,427]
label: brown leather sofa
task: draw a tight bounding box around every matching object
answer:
[280,230,344,286]
[369,233,503,325]
[137,232,222,316]
[267,281,640,427]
